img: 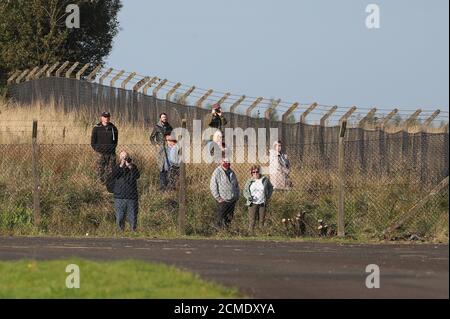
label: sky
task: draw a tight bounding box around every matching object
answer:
[106,0,449,124]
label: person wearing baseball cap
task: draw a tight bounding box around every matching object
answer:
[91,111,119,188]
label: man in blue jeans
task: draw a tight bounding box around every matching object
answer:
[112,150,140,231]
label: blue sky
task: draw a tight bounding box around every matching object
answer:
[106,0,449,124]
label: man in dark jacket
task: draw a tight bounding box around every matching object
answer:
[112,151,140,231]
[91,112,119,185]
[150,113,173,145]
[208,104,228,132]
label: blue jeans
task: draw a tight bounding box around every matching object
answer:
[114,198,138,231]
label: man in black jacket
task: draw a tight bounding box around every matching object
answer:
[112,151,140,231]
[208,104,228,132]
[150,113,173,146]
[91,112,119,185]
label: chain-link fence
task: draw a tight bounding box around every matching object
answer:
[0,131,448,240]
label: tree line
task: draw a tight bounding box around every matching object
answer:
[0,0,122,90]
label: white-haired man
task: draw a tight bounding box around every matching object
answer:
[209,158,240,230]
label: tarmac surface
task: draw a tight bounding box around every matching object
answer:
[0,236,448,298]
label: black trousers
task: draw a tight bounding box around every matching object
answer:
[159,167,180,191]
[96,152,116,185]
[216,201,236,229]
[159,170,169,190]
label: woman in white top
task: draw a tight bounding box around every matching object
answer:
[243,165,274,233]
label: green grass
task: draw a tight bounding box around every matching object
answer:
[0,259,242,298]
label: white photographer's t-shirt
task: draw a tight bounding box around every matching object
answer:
[250,179,265,205]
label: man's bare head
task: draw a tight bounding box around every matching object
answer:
[119,150,128,161]
[160,113,168,123]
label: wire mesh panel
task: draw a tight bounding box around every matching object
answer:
[342,135,448,239]
[398,188,449,241]
[0,144,34,233]
[7,78,449,179]
[1,77,449,240]
[0,137,447,240]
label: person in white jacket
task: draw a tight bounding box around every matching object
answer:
[269,140,292,190]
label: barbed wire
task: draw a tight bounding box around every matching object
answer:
[95,67,449,114]
[43,64,448,117]
[14,64,449,121]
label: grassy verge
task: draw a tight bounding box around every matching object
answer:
[0,259,242,298]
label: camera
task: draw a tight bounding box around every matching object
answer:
[125,156,132,163]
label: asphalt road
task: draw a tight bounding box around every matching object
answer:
[0,236,448,298]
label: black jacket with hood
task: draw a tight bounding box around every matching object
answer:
[91,122,118,154]
[112,164,140,200]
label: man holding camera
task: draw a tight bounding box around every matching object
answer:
[208,103,228,132]
[112,151,140,231]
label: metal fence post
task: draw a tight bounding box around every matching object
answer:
[178,119,187,235]
[32,120,41,226]
[338,120,347,237]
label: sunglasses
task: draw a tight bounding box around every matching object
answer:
[251,171,260,174]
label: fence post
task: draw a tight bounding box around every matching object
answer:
[178,119,187,235]
[229,95,246,113]
[338,120,347,237]
[32,120,41,227]
[195,89,213,108]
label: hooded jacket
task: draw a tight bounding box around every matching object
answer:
[112,164,140,200]
[269,145,291,189]
[150,121,173,145]
[91,122,118,154]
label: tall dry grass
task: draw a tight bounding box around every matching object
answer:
[0,97,152,145]
[0,97,448,241]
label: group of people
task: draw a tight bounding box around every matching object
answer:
[90,104,292,233]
